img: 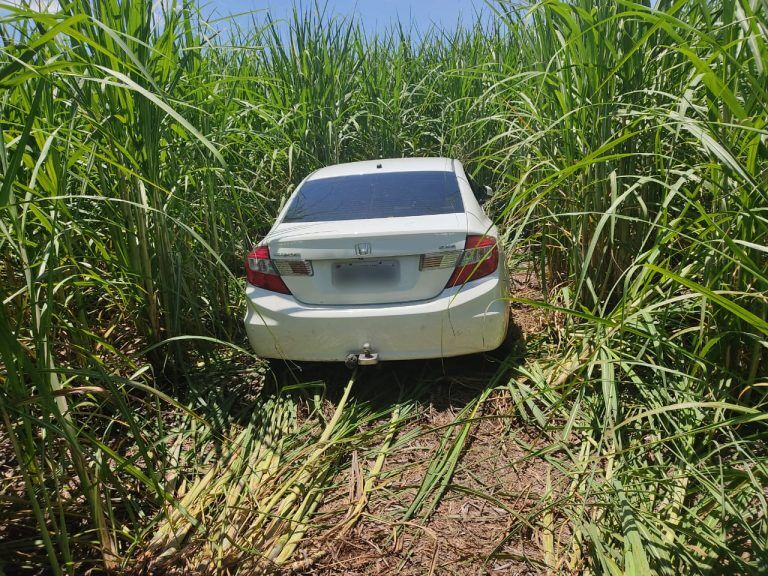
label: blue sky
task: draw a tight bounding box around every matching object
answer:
[203,0,487,33]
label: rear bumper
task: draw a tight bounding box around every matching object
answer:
[244,273,509,362]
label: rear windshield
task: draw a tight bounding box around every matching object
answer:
[282,170,464,222]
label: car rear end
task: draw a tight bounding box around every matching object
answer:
[244,158,509,362]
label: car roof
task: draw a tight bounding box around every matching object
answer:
[307,157,456,180]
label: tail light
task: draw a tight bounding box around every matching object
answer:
[445,235,498,287]
[419,250,462,270]
[245,246,292,294]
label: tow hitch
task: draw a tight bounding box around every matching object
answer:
[345,343,379,369]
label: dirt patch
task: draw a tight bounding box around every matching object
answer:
[509,270,549,337]
[297,381,564,575]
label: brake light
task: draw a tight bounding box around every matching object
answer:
[245,246,291,294]
[445,235,499,287]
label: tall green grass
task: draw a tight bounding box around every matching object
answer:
[492,2,767,572]
[0,0,765,573]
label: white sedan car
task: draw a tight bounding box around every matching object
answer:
[244,157,509,366]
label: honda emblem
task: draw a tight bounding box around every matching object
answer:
[355,242,371,256]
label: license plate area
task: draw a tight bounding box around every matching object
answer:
[332,259,400,287]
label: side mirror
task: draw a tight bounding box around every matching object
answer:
[475,185,493,205]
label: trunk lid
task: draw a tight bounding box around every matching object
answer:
[266,214,467,305]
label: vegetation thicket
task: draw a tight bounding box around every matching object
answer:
[0,0,765,574]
